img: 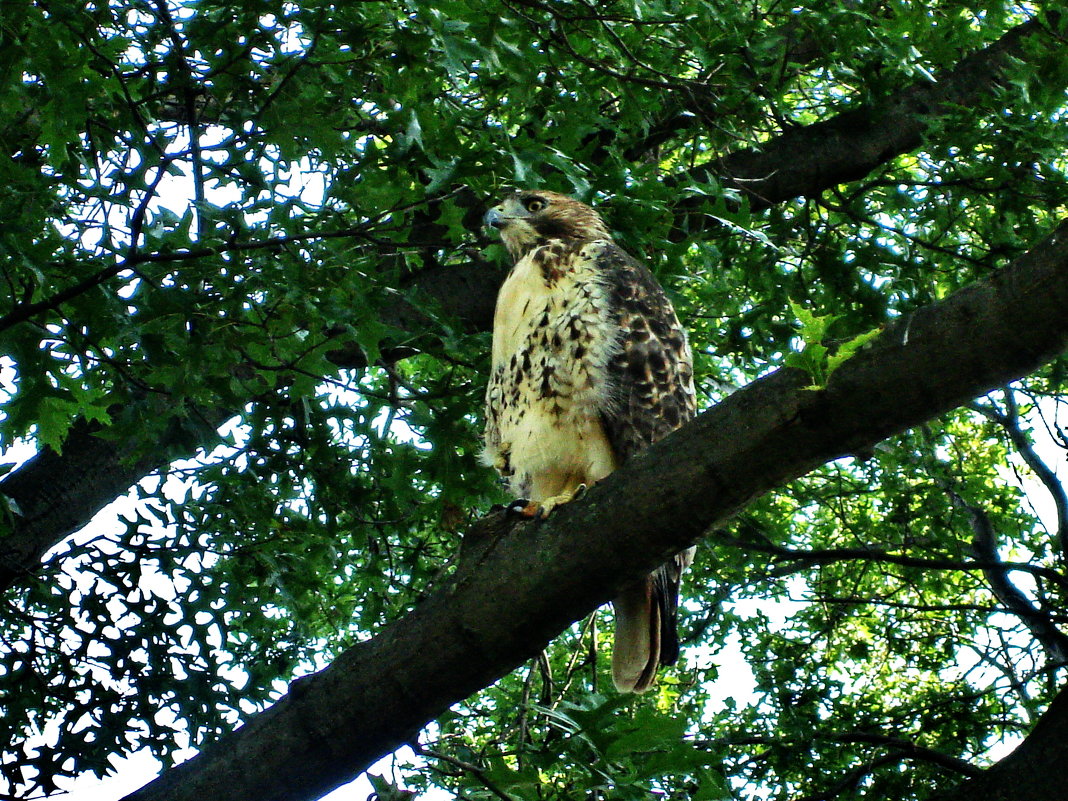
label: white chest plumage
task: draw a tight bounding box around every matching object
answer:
[482,240,619,500]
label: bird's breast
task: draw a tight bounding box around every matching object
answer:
[484,241,620,488]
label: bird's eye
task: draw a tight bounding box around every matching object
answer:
[524,197,547,213]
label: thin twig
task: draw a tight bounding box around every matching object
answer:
[417,748,518,801]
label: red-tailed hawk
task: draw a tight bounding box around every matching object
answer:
[482,190,697,693]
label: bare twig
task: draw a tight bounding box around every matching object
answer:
[723,537,1068,593]
[417,748,518,801]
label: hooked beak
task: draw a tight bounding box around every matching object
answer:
[484,207,507,229]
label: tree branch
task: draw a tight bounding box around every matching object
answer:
[697,731,983,779]
[0,403,232,591]
[971,389,1068,564]
[416,748,518,801]
[122,221,1068,801]
[0,256,499,595]
[672,10,1066,223]
[960,495,1068,664]
[722,537,1068,593]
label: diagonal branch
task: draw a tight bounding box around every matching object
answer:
[123,221,1068,801]
[0,404,232,591]
[672,11,1066,222]
[961,495,1068,664]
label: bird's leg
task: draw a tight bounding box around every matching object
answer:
[508,483,589,519]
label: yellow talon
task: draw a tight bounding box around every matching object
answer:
[527,484,589,519]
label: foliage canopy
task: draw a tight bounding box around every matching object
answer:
[0,1,1066,799]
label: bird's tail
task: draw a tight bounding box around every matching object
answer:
[611,565,684,693]
[611,575,661,694]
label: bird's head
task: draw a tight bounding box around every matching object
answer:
[484,190,612,261]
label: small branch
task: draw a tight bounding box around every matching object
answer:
[797,594,1047,618]
[548,614,596,706]
[153,0,206,237]
[723,537,1068,593]
[970,389,1068,565]
[697,730,982,801]
[794,754,911,801]
[960,495,1068,664]
[0,150,175,333]
[825,733,982,776]
[515,661,535,770]
[417,748,518,801]
[0,186,470,334]
[537,650,553,706]
[0,260,130,333]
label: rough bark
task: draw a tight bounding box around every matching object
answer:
[2,11,1063,594]
[123,221,1068,801]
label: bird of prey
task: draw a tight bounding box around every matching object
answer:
[481,189,696,693]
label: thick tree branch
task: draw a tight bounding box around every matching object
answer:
[3,12,1064,597]
[673,11,1066,221]
[123,221,1068,801]
[0,404,231,591]
[0,258,499,595]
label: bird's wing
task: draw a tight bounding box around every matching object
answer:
[592,242,698,692]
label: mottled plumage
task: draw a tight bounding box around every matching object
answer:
[482,190,696,693]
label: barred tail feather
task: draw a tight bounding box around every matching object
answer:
[611,576,661,693]
[612,549,693,692]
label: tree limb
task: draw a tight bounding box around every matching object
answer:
[928,684,1068,801]
[0,258,501,596]
[673,11,1066,221]
[0,404,231,591]
[961,495,1068,664]
[970,389,1068,564]
[122,220,1068,801]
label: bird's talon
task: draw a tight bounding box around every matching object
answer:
[506,499,541,518]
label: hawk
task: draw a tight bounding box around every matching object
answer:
[481,189,697,693]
